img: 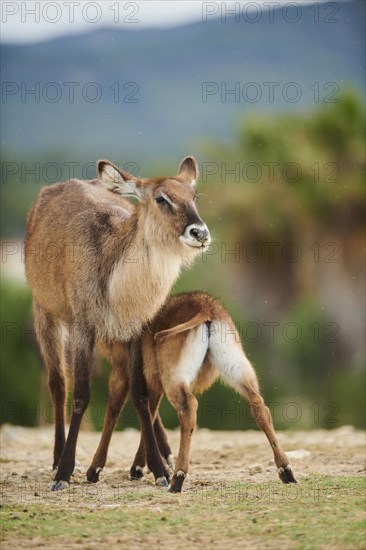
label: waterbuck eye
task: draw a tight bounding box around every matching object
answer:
[155,195,167,205]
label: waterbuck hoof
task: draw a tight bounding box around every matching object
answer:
[155,476,169,488]
[86,467,102,483]
[168,482,183,493]
[51,480,69,491]
[278,465,297,484]
[129,465,144,480]
[168,471,186,493]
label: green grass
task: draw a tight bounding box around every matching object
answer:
[1,477,365,549]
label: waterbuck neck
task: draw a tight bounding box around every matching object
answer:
[107,229,183,342]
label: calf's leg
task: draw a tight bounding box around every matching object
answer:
[209,320,296,483]
[129,339,170,486]
[242,381,296,483]
[165,383,198,493]
[86,343,129,482]
[130,399,173,479]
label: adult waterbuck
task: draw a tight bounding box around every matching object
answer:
[24,157,210,490]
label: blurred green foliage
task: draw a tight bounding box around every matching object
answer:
[1,91,365,431]
[0,278,41,426]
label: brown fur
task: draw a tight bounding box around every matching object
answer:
[90,292,297,491]
[25,157,210,488]
[25,162,207,341]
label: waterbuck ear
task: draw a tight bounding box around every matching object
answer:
[178,156,198,186]
[97,160,142,199]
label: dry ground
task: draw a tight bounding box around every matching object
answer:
[1,425,365,549]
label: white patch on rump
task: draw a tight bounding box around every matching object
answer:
[208,320,255,388]
[174,324,209,386]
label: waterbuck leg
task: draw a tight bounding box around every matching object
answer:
[129,339,170,486]
[129,393,173,479]
[86,343,129,483]
[129,437,146,480]
[167,384,198,493]
[154,413,174,470]
[241,381,297,484]
[212,338,296,484]
[33,301,66,472]
[51,326,94,490]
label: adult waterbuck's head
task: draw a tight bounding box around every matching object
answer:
[97,156,210,258]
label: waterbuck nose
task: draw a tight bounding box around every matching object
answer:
[189,225,209,244]
[180,223,211,249]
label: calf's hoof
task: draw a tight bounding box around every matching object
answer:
[86,467,102,483]
[278,464,297,484]
[168,471,186,493]
[129,465,144,480]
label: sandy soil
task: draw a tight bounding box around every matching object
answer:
[1,424,365,508]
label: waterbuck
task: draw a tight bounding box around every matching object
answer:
[88,292,297,492]
[24,157,210,490]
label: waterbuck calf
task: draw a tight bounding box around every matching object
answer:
[24,157,210,490]
[88,292,297,492]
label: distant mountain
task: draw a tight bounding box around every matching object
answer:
[1,1,365,168]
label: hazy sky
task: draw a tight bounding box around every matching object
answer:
[2,0,315,43]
